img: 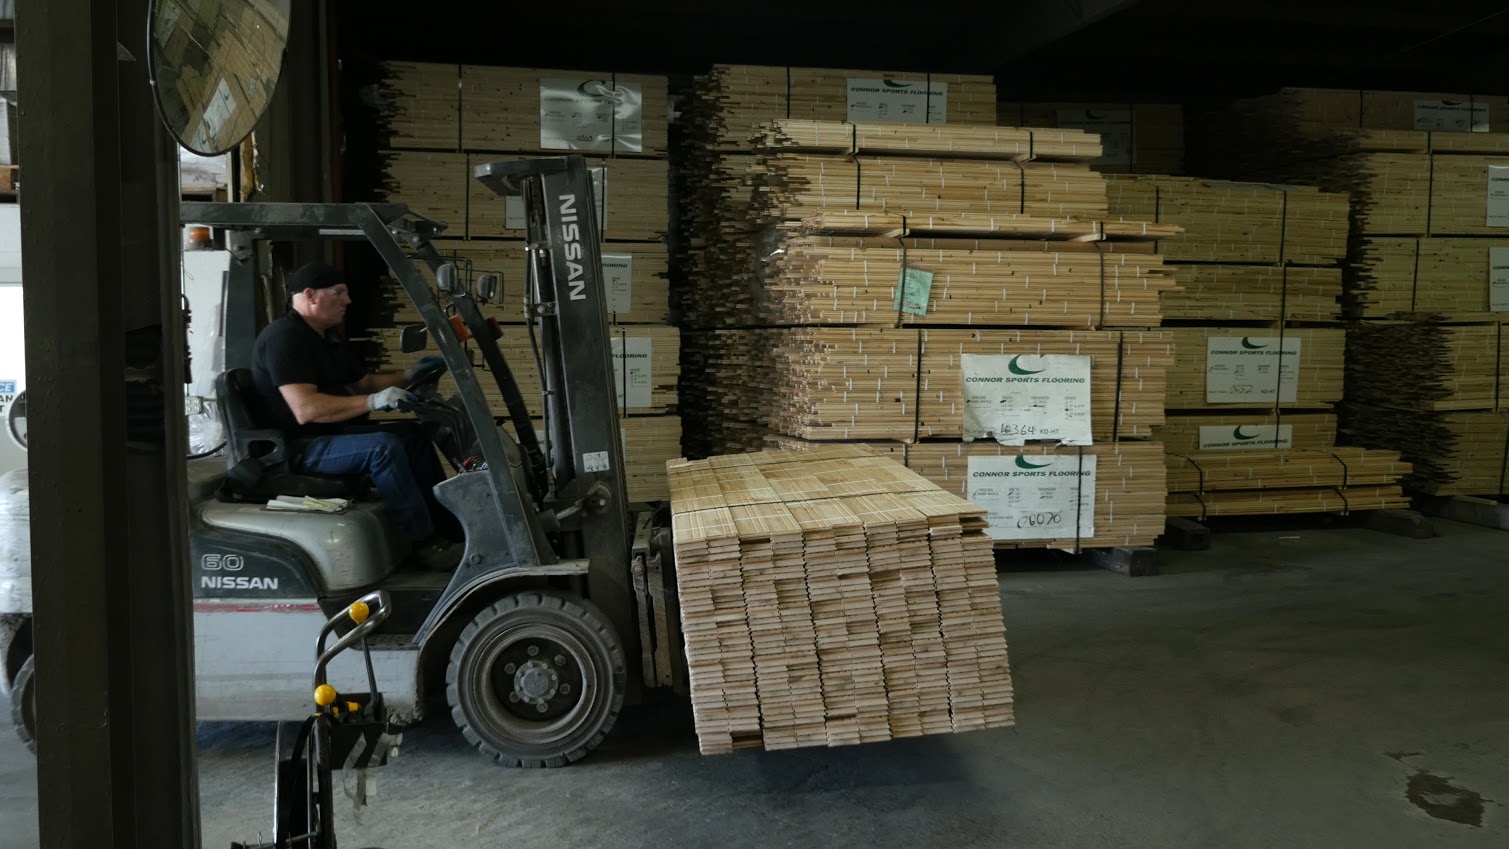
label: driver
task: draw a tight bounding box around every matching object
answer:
[250,261,460,571]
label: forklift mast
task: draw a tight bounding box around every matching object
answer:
[473,155,637,653]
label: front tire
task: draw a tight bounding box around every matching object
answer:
[445,591,624,768]
[11,654,34,753]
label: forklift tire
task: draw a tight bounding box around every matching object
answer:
[10,654,34,753]
[445,590,625,768]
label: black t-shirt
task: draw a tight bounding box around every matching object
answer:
[250,311,369,436]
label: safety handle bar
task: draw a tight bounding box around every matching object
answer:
[313,590,392,690]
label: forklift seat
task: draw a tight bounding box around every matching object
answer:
[215,368,367,502]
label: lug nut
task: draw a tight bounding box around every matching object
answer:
[527,645,540,657]
[554,654,567,666]
[508,692,520,703]
[536,702,548,713]
[504,663,517,674]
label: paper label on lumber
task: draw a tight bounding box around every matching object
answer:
[1205,336,1302,404]
[539,78,643,152]
[506,167,606,230]
[1413,100,1490,132]
[1486,166,1509,227]
[1054,107,1133,165]
[1198,424,1294,450]
[846,78,947,124]
[610,335,652,408]
[603,253,633,313]
[960,354,1094,446]
[893,266,933,316]
[966,454,1097,541]
[1491,247,1509,312]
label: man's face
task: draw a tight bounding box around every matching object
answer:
[306,283,351,329]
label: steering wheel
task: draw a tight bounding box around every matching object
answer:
[404,359,448,401]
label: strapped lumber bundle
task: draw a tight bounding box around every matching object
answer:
[770,439,1169,550]
[667,444,1012,754]
[1160,412,1338,453]
[1190,87,1509,497]
[367,60,670,156]
[1350,236,1509,321]
[1340,322,1509,496]
[997,102,1185,174]
[1164,448,1411,517]
[686,65,998,152]
[1106,175,1348,322]
[675,73,1177,553]
[682,326,1172,443]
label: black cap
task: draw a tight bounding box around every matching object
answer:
[288,262,344,292]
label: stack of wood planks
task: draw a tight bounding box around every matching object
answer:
[667,444,1012,753]
[1110,156,1412,517]
[1107,175,1349,321]
[997,102,1185,175]
[1343,322,1509,496]
[363,61,681,499]
[675,72,1181,554]
[1190,86,1509,496]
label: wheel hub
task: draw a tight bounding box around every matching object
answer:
[513,660,560,704]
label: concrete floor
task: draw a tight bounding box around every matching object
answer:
[3,519,1507,848]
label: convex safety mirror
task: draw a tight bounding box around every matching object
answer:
[148,0,292,155]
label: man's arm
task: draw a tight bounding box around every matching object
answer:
[278,383,377,425]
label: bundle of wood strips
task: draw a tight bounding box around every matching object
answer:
[1341,409,1509,496]
[998,102,1185,174]
[667,444,1012,754]
[367,61,670,156]
[1166,327,1346,412]
[685,65,997,153]
[1159,412,1338,453]
[1346,322,1509,412]
[1165,444,1412,520]
[682,327,1172,444]
[1350,236,1509,320]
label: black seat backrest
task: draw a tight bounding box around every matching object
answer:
[215,368,365,502]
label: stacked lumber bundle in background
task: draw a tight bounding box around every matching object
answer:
[1190,85,1509,497]
[667,444,1013,754]
[365,61,679,500]
[997,101,1185,174]
[674,76,1182,552]
[1105,167,1411,517]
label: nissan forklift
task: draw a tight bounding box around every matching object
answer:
[2,157,687,770]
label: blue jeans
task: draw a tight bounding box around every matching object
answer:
[292,422,447,542]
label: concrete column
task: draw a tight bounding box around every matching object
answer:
[17,0,197,845]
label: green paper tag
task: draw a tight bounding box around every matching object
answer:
[894,267,933,316]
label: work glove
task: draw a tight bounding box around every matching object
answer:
[367,386,417,413]
[404,355,447,382]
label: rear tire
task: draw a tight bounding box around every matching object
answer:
[10,654,34,753]
[445,591,624,768]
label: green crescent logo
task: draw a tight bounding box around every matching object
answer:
[1233,425,1262,440]
[1008,355,1045,376]
[1085,109,1106,120]
[883,79,913,88]
[1015,456,1053,470]
[1241,337,1270,349]
[578,80,609,96]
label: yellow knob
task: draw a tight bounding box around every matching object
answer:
[314,684,338,707]
[349,601,371,625]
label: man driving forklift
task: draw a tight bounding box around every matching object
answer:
[251,260,461,570]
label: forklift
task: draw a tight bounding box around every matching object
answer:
[1,159,687,769]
